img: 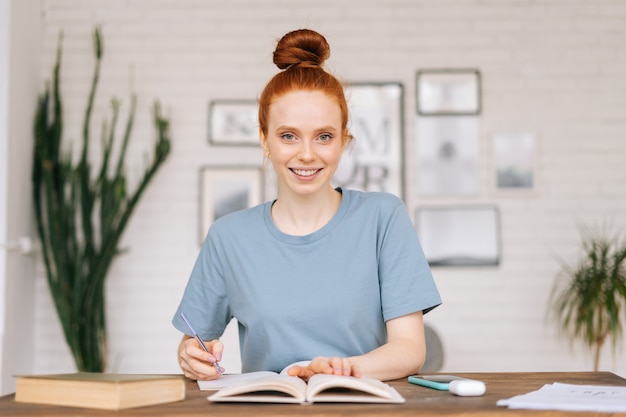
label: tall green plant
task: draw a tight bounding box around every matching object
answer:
[32,27,171,372]
[549,226,626,371]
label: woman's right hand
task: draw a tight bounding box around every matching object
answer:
[178,335,224,380]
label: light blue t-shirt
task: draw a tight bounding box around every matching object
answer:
[172,189,441,373]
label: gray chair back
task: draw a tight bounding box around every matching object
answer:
[421,324,444,372]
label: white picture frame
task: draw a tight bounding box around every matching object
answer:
[416,116,480,195]
[334,82,405,198]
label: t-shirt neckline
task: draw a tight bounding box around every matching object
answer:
[264,188,350,244]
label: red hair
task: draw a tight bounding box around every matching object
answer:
[258,29,351,144]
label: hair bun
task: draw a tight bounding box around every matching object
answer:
[273,29,330,70]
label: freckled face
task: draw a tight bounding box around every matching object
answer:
[261,90,346,199]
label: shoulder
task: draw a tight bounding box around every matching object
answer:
[339,189,410,231]
[208,203,268,237]
[343,189,405,213]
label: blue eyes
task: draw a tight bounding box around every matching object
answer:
[280,133,333,142]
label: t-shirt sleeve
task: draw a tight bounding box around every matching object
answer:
[378,199,441,321]
[172,227,232,340]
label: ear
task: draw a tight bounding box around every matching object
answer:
[259,129,270,158]
[342,128,352,150]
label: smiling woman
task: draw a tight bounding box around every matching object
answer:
[258,30,351,234]
[261,90,345,224]
[172,28,441,384]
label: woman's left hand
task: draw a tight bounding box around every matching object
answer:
[287,356,361,381]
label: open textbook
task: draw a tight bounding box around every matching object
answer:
[203,372,405,404]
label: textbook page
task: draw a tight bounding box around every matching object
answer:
[198,371,278,390]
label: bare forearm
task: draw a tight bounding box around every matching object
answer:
[286,312,427,382]
[349,337,425,381]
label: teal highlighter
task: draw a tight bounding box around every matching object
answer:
[408,375,486,396]
[408,375,463,391]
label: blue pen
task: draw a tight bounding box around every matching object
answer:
[180,312,224,375]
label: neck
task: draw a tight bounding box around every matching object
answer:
[271,187,342,236]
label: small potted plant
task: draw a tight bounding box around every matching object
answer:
[549,225,626,371]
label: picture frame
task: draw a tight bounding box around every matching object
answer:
[493,133,535,190]
[416,69,481,116]
[415,205,501,267]
[199,166,264,244]
[334,82,405,198]
[208,100,259,146]
[416,116,480,195]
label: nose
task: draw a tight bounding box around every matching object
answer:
[297,139,314,161]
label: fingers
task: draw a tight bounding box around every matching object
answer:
[180,355,221,380]
[178,337,224,380]
[287,365,315,380]
[323,357,360,377]
[289,357,361,381]
[206,339,224,362]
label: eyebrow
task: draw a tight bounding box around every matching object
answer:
[275,125,338,133]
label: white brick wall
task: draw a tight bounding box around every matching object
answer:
[33,0,626,377]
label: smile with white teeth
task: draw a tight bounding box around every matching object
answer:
[292,168,320,177]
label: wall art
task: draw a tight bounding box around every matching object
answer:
[416,69,481,116]
[334,82,405,198]
[416,116,480,195]
[493,133,535,190]
[199,166,263,243]
[208,100,259,146]
[415,205,501,267]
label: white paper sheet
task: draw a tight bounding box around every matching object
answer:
[497,382,626,413]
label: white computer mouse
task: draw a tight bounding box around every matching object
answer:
[448,379,486,396]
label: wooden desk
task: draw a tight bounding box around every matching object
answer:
[1,372,625,416]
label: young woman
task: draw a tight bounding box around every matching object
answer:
[173,28,441,382]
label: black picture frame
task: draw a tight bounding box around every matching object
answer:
[416,69,481,116]
[208,100,259,146]
[334,82,405,199]
[415,205,501,267]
